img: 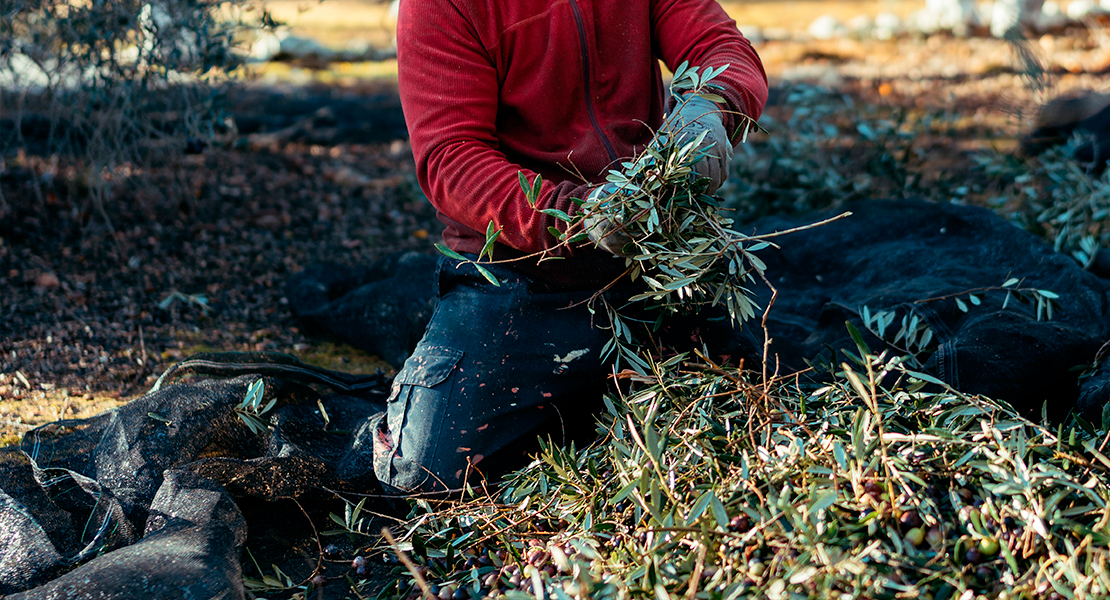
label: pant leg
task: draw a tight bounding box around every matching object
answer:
[373,258,613,494]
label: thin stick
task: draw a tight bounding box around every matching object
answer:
[911,284,1014,304]
[138,324,146,366]
[744,211,853,241]
[757,270,779,391]
[381,527,436,600]
[292,498,325,586]
[470,493,563,548]
[685,542,707,600]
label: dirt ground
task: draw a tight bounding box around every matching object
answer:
[2,20,1110,445]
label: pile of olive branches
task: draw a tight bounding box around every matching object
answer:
[360,62,1110,600]
[362,349,1110,600]
[283,65,1110,600]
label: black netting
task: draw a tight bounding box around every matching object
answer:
[744,199,1110,421]
[285,251,438,369]
[1022,92,1110,173]
[1,353,388,598]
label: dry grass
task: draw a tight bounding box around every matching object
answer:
[0,342,390,446]
[248,58,399,85]
[0,381,125,446]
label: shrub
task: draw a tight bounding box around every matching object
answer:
[0,0,267,223]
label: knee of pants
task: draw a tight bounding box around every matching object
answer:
[371,344,575,495]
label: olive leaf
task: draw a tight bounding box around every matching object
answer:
[235,378,276,435]
[480,221,502,262]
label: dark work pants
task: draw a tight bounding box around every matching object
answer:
[372,256,757,494]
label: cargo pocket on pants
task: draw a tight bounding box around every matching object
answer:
[375,346,464,492]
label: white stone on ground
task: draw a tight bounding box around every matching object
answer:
[808,15,846,40]
[874,13,903,39]
[1034,1,1069,30]
[1066,0,1105,18]
[848,15,875,38]
[737,25,765,45]
[249,30,335,63]
[926,0,979,34]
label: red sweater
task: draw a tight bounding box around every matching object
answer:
[397,0,767,287]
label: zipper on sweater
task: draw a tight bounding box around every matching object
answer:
[567,0,618,163]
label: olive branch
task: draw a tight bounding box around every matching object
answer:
[858,277,1062,370]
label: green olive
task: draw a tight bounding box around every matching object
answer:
[747,559,766,578]
[904,527,925,547]
[979,537,1000,557]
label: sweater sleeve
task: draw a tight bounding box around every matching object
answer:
[397,0,589,257]
[651,0,769,140]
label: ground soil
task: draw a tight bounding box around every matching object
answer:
[0,80,432,445]
[2,24,1109,442]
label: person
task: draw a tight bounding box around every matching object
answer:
[372,0,768,494]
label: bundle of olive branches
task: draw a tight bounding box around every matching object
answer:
[561,63,766,320]
[439,63,819,373]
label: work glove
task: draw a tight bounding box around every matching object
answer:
[582,184,634,256]
[662,95,733,194]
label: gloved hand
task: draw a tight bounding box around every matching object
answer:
[582,184,633,256]
[663,95,733,194]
